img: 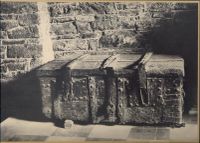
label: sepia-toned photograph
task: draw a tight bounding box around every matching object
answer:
[0,0,199,142]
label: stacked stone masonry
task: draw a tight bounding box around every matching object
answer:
[0,2,41,80]
[0,2,198,81]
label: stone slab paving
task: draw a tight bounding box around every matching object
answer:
[0,117,199,142]
[46,136,86,141]
[156,128,170,140]
[128,126,157,140]
[52,125,93,138]
[1,117,57,141]
[87,125,132,140]
[170,124,199,141]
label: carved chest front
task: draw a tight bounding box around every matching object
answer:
[37,51,185,127]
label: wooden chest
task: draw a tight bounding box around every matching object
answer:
[37,52,185,127]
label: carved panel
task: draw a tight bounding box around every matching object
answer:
[95,77,107,120]
[72,77,88,100]
[65,70,72,101]
[96,79,106,100]
[40,77,56,118]
[164,78,182,94]
[147,78,164,106]
[162,77,184,124]
[106,76,117,122]
[55,100,90,122]
[125,76,140,107]
[125,107,162,124]
[88,76,97,123]
[117,77,126,123]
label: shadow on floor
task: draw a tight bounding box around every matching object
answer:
[1,68,50,123]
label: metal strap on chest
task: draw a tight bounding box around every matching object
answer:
[99,54,119,69]
[138,52,153,106]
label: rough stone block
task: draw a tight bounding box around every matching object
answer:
[151,12,173,18]
[88,39,99,50]
[135,20,153,31]
[118,16,136,29]
[1,52,6,59]
[118,9,140,16]
[2,58,30,64]
[173,3,198,10]
[0,46,6,59]
[30,58,43,69]
[0,14,18,20]
[54,51,74,58]
[50,16,75,23]
[17,14,39,26]
[0,2,38,14]
[0,20,18,31]
[0,31,7,39]
[80,31,101,39]
[91,15,119,30]
[48,3,67,17]
[52,34,80,40]
[76,15,95,22]
[7,44,42,58]
[147,2,174,12]
[76,39,88,50]
[0,46,7,52]
[1,65,7,73]
[99,30,137,48]
[75,21,92,34]
[55,2,116,15]
[126,2,145,9]
[25,39,40,45]
[82,2,116,14]
[2,59,30,72]
[115,3,127,10]
[49,2,86,16]
[6,62,28,71]
[53,39,88,51]
[117,2,145,10]
[80,33,95,39]
[7,26,39,39]
[50,22,77,35]
[2,39,25,45]
[53,40,77,51]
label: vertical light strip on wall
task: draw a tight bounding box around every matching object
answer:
[38,2,54,64]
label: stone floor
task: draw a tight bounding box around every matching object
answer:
[1,115,199,142]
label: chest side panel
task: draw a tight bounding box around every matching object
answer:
[162,77,184,124]
[53,76,90,121]
[39,77,57,119]
[117,75,162,124]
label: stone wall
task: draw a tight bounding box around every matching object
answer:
[0,2,198,81]
[47,2,198,58]
[0,2,42,80]
[48,2,148,58]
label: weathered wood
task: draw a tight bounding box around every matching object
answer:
[88,76,98,123]
[37,52,185,126]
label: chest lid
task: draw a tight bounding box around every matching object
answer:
[103,52,144,70]
[36,54,82,76]
[145,54,184,77]
[66,53,113,70]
